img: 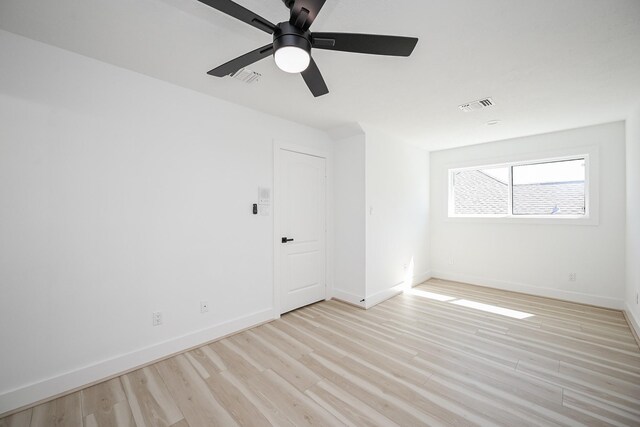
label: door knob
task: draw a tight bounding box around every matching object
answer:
[281,237,294,243]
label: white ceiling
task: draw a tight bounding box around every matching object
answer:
[1,0,639,150]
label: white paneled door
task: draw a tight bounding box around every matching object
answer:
[279,149,326,314]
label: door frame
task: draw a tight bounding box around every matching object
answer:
[273,140,332,318]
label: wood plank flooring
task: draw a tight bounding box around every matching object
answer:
[2,279,639,426]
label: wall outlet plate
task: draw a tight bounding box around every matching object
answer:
[200,301,209,313]
[152,311,162,326]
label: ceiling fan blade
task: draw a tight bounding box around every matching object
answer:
[301,58,329,97]
[289,0,326,30]
[198,0,277,34]
[208,44,274,77]
[312,32,418,56]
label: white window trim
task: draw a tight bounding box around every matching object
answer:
[446,147,599,226]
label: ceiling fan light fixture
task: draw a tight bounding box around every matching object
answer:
[272,23,312,74]
[274,46,310,73]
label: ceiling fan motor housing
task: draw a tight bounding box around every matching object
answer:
[273,22,312,56]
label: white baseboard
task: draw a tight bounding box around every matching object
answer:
[331,289,366,308]
[412,271,432,286]
[0,308,275,417]
[625,303,640,344]
[431,271,624,310]
[364,271,432,309]
[365,286,403,309]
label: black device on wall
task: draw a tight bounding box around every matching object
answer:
[198,0,419,97]
[253,203,258,214]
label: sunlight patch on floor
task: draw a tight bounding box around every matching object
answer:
[404,288,457,302]
[450,298,535,319]
[404,288,535,319]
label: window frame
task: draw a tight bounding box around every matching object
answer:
[448,154,590,220]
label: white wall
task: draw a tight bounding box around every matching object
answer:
[626,105,640,333]
[331,127,430,308]
[332,133,367,306]
[430,122,627,308]
[365,129,430,307]
[0,30,333,414]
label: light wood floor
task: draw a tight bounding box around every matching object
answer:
[2,279,640,426]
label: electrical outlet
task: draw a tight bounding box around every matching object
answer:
[152,311,162,326]
[569,273,577,282]
[200,301,209,313]
[449,258,455,266]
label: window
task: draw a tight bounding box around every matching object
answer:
[449,156,587,218]
[451,167,509,215]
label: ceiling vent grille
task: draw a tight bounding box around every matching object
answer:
[459,97,494,112]
[231,68,261,84]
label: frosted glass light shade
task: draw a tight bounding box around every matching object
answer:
[274,46,310,73]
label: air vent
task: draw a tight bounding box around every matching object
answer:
[459,97,494,112]
[231,68,261,84]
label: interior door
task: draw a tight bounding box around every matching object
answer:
[280,149,326,314]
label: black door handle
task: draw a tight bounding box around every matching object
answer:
[281,237,294,243]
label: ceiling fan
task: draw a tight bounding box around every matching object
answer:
[199,0,419,97]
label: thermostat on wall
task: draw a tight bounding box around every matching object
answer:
[258,187,271,216]
[259,187,271,205]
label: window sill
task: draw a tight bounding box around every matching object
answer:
[445,215,598,226]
